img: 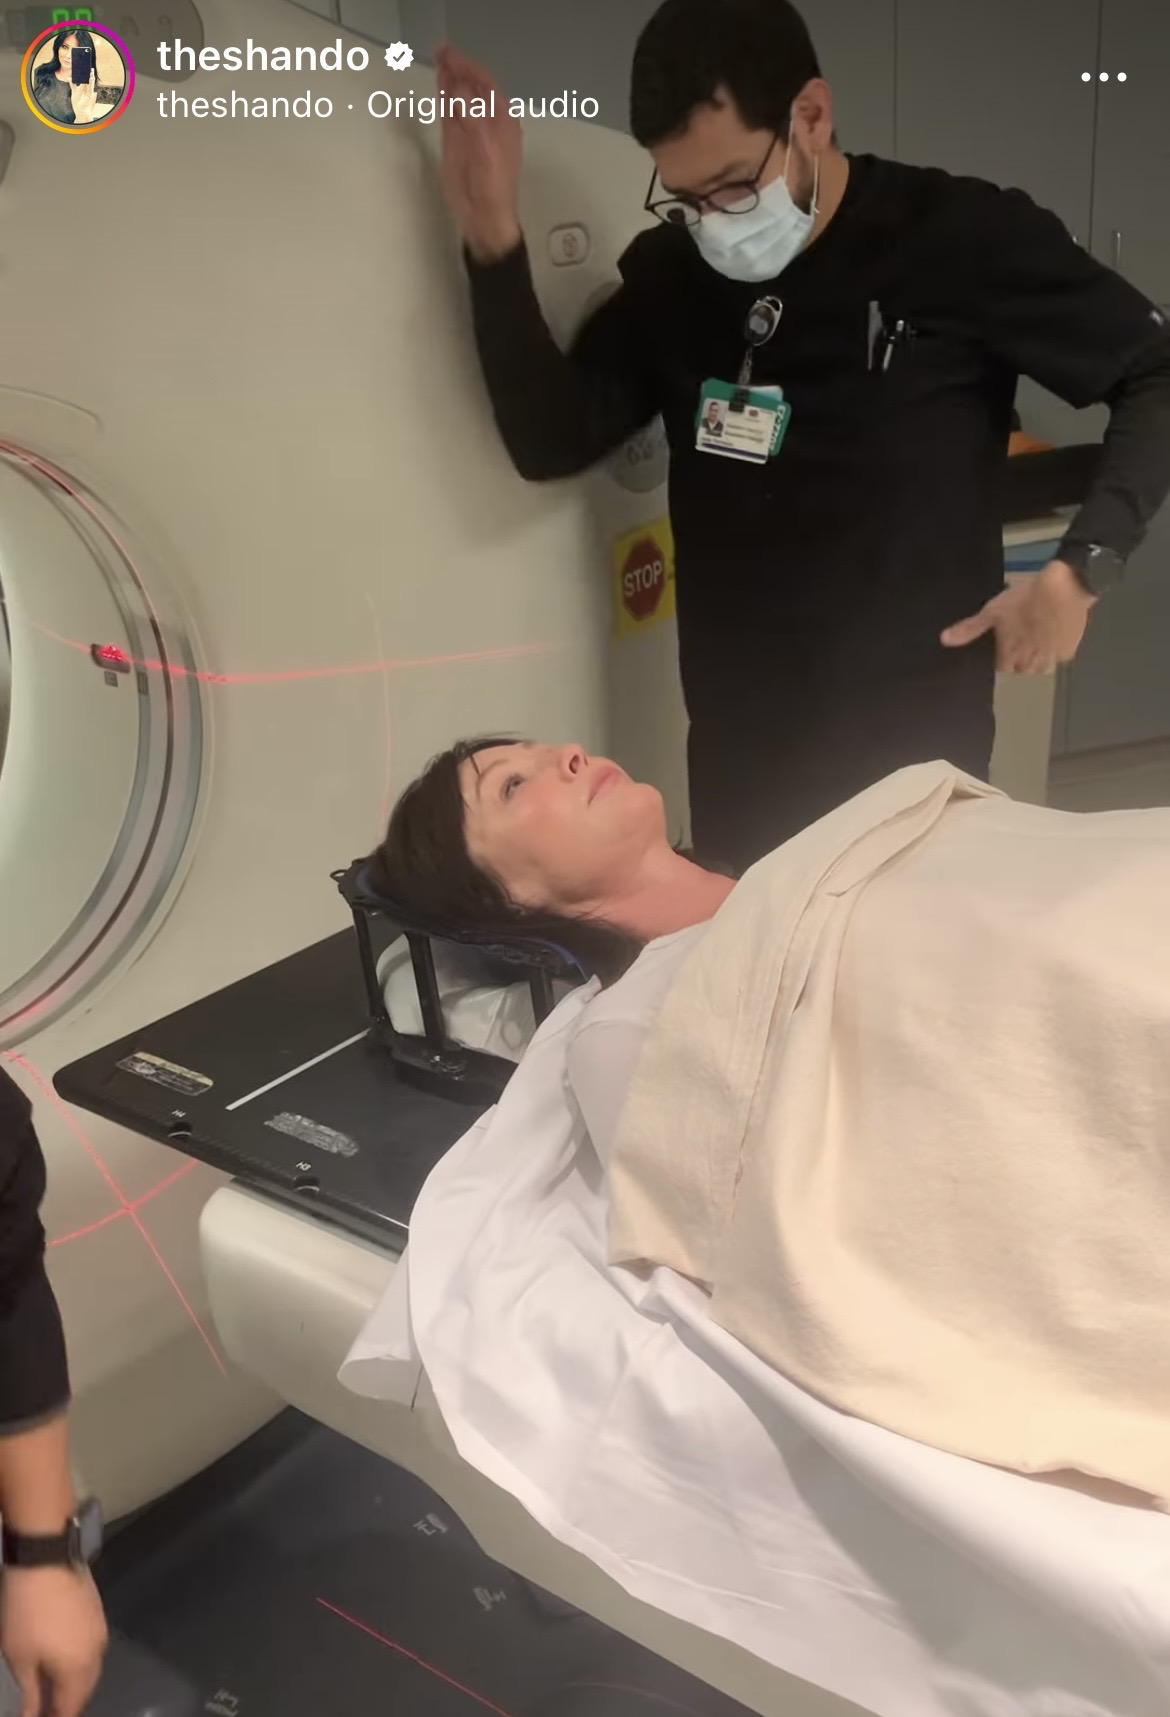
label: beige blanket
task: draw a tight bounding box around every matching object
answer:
[608,762,1170,1505]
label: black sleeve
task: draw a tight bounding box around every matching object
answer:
[463,239,662,481]
[951,183,1170,562]
[1059,337,1170,563]
[0,1068,71,1434]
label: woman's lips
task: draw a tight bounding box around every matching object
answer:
[589,765,619,801]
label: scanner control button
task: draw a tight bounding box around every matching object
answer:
[549,224,590,266]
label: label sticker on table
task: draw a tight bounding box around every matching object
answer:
[264,1112,358,1158]
[612,516,676,639]
[116,1052,212,1098]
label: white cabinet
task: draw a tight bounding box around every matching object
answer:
[1090,0,1170,303]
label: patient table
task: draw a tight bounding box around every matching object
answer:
[55,931,862,1717]
[58,803,1170,1717]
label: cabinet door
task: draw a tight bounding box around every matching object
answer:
[895,0,1099,241]
[1057,5,1170,751]
[1090,0,1170,301]
[1055,436,1170,753]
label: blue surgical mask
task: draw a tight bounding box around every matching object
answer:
[692,142,819,284]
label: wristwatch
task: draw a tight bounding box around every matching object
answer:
[1060,541,1126,597]
[1,1498,103,1571]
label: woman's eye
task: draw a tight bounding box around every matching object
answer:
[502,774,523,799]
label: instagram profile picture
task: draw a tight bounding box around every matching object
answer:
[22,21,135,133]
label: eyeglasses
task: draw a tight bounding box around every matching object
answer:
[644,135,782,229]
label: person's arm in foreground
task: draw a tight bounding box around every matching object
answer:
[436,43,661,479]
[941,184,1170,671]
[0,1416,107,1717]
[0,1070,107,1717]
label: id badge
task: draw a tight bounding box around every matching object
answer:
[695,378,791,463]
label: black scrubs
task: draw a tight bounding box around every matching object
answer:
[0,1068,71,1432]
[465,154,1170,872]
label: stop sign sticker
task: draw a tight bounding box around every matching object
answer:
[613,517,676,638]
[622,537,668,622]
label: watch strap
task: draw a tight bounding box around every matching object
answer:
[2,1498,102,1570]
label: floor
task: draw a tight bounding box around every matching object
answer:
[98,1409,755,1717]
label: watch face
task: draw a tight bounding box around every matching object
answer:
[1080,544,1125,593]
[76,1498,103,1563]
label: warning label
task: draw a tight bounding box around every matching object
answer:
[264,1112,359,1158]
[612,517,676,639]
[117,1052,211,1098]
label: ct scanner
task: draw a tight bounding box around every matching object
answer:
[0,3,1083,1714]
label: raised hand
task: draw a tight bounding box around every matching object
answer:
[434,43,524,261]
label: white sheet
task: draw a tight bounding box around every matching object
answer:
[341,986,1170,1717]
[377,935,574,1062]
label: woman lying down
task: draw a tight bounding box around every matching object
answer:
[369,736,1170,1508]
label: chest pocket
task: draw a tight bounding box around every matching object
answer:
[654,297,980,456]
[869,311,983,412]
[747,300,894,449]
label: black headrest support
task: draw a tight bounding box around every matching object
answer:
[332,858,590,982]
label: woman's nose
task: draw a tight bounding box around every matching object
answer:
[558,744,587,778]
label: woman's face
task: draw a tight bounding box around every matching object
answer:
[459,742,667,913]
[57,34,79,73]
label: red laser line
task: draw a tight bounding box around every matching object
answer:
[49,1208,126,1248]
[316,1599,707,1717]
[34,621,558,686]
[364,591,397,832]
[49,1160,198,1248]
[4,1055,226,1374]
[6,1053,131,1206]
[133,1158,198,1206]
[128,1205,227,1377]
[316,1598,515,1716]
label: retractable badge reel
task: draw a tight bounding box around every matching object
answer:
[695,296,792,464]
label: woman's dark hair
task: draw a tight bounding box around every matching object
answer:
[35,28,97,88]
[630,0,822,147]
[365,737,648,987]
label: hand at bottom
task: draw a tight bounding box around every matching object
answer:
[1,1566,108,1717]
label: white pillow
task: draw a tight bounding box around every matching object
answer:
[377,937,574,1063]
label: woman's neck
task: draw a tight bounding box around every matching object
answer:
[604,851,736,944]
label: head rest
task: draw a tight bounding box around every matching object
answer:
[332,859,590,982]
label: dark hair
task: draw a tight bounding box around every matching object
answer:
[366,737,647,987]
[630,0,821,146]
[35,27,97,88]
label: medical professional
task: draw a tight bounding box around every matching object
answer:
[435,0,1170,872]
[0,1066,107,1716]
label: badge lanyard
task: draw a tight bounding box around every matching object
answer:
[694,296,792,465]
[736,296,784,392]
